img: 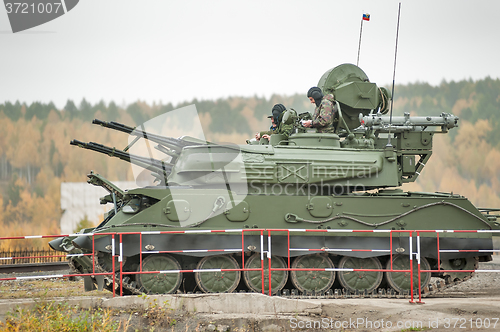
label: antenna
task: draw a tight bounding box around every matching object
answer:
[387,2,401,148]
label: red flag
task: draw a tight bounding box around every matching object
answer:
[363,13,370,21]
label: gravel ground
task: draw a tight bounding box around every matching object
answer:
[428,256,500,297]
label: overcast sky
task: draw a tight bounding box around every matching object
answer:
[1,0,499,109]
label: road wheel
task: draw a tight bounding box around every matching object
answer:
[291,254,335,294]
[136,254,182,294]
[243,253,288,294]
[195,255,241,293]
[338,256,383,293]
[385,255,431,293]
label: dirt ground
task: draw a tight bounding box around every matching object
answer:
[1,257,500,331]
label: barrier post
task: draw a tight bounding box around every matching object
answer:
[92,233,96,275]
[287,230,290,271]
[260,231,264,294]
[241,230,245,270]
[390,231,393,271]
[139,233,143,273]
[111,234,116,297]
[416,231,424,304]
[436,231,441,272]
[119,233,123,297]
[409,231,414,303]
[268,230,272,296]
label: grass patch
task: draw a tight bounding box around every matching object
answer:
[0,302,130,332]
[0,278,111,299]
[138,294,177,329]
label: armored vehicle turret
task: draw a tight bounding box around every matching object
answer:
[50,64,499,296]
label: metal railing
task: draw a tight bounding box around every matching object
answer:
[1,229,499,303]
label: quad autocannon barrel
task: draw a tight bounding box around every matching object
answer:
[92,119,204,152]
[70,139,172,181]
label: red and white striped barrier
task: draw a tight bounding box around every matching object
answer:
[1,228,499,301]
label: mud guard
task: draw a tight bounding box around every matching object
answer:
[83,276,96,291]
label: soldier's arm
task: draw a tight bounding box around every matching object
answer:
[278,123,294,139]
[260,130,273,136]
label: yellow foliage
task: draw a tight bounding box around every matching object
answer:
[75,215,96,232]
[198,112,212,132]
[405,120,500,207]
[0,176,60,249]
[484,149,500,193]
[451,96,475,116]
[240,105,267,134]
[209,132,249,144]
[0,194,3,225]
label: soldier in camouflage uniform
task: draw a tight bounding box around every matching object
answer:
[256,104,294,140]
[302,87,337,133]
[256,115,277,140]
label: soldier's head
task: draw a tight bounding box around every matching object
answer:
[307,87,323,107]
[267,115,277,127]
[271,104,286,125]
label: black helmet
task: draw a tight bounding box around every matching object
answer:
[271,104,286,125]
[307,87,323,107]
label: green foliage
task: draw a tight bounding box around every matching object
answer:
[393,77,500,148]
[156,102,175,117]
[0,75,497,141]
[252,96,274,119]
[5,174,21,208]
[0,302,128,332]
[63,99,78,119]
[136,295,175,329]
[126,102,146,125]
[202,99,249,134]
[79,98,94,122]
[75,215,94,232]
[0,101,23,121]
[107,101,120,120]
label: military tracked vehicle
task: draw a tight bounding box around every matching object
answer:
[50,64,500,296]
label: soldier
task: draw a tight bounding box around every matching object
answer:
[302,87,337,133]
[255,115,277,140]
[256,104,294,140]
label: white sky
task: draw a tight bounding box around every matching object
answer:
[1,0,499,109]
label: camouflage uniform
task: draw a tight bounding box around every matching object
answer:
[312,94,337,133]
[275,112,294,139]
[259,127,275,137]
[259,113,293,139]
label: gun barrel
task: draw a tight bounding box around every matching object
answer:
[92,119,135,135]
[91,119,203,152]
[70,139,172,176]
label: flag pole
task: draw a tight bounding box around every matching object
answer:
[356,15,364,66]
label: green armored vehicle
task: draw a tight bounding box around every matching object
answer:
[50,64,500,296]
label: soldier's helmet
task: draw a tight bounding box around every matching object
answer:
[307,87,323,106]
[271,104,286,125]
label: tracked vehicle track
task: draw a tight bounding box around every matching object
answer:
[92,253,143,295]
[79,254,479,299]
